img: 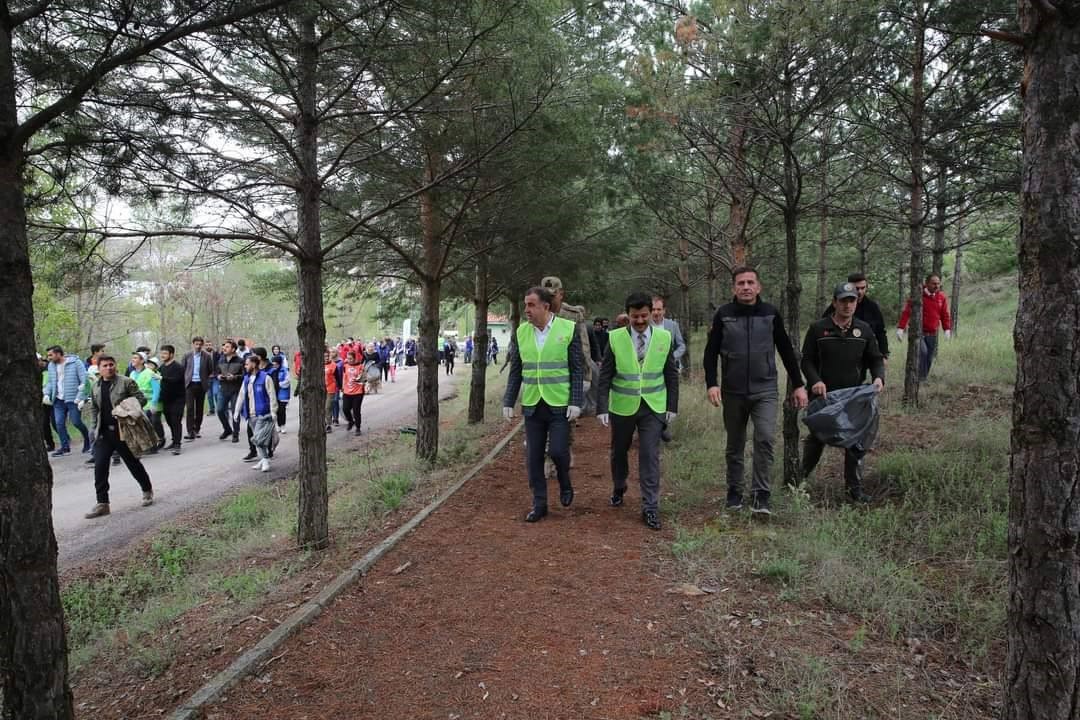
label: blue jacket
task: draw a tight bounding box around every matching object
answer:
[275,365,291,402]
[237,370,274,419]
[45,355,87,403]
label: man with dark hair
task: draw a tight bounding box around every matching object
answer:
[158,344,185,454]
[182,335,213,439]
[216,339,244,442]
[703,266,808,516]
[502,286,585,522]
[591,318,609,362]
[597,292,680,530]
[821,272,889,369]
[44,344,91,456]
[83,355,154,519]
[87,342,106,368]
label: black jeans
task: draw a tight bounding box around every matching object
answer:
[93,430,152,504]
[185,381,206,435]
[276,400,288,428]
[523,401,570,510]
[147,410,165,445]
[163,398,185,447]
[42,404,57,450]
[342,394,364,430]
[217,387,240,437]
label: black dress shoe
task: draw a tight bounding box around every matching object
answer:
[242,451,258,461]
[642,509,661,530]
[560,485,574,507]
[170,445,182,455]
[184,434,196,440]
[525,507,548,523]
[231,434,240,443]
[610,489,625,507]
[219,430,232,440]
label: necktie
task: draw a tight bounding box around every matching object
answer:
[636,332,647,361]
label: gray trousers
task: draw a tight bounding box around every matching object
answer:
[722,392,778,498]
[610,405,665,512]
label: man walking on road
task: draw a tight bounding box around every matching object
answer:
[897,273,951,380]
[235,353,278,473]
[84,356,154,519]
[502,286,585,523]
[216,339,244,442]
[801,282,886,503]
[182,336,213,439]
[158,344,186,454]
[703,266,808,516]
[44,345,91,456]
[597,292,679,530]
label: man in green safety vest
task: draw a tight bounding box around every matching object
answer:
[596,292,680,530]
[502,285,586,523]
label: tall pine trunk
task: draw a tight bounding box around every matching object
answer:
[0,11,75,712]
[415,151,441,462]
[932,164,947,279]
[780,76,801,488]
[468,257,490,424]
[950,219,963,336]
[294,10,328,549]
[902,14,927,407]
[1005,4,1080,718]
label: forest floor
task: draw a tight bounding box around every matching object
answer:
[69,384,1005,718]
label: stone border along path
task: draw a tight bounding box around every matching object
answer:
[169,420,524,720]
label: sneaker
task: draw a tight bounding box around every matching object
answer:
[84,503,110,519]
[849,490,871,505]
[346,421,354,431]
[252,461,263,470]
[259,459,270,473]
[325,425,333,434]
[278,427,286,434]
[219,430,232,440]
[725,489,743,511]
[141,491,154,507]
[51,447,71,458]
[242,451,258,461]
[231,434,240,443]
[171,445,182,455]
[750,493,772,517]
[84,457,94,465]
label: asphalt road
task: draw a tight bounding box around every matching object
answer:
[51,365,463,571]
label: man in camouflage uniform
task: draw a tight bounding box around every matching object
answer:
[540,276,594,475]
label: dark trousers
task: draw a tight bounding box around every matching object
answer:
[802,434,867,494]
[722,392,779,499]
[610,406,665,512]
[147,410,165,444]
[276,401,288,428]
[185,381,206,434]
[93,430,152,504]
[43,404,57,450]
[342,394,364,430]
[445,357,455,375]
[382,363,390,381]
[163,398,185,447]
[918,333,939,380]
[217,388,240,437]
[524,401,570,509]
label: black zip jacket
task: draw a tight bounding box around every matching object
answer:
[820,295,889,358]
[703,298,804,395]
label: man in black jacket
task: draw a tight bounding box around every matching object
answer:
[182,336,214,439]
[801,282,885,504]
[703,266,808,516]
[216,339,245,442]
[157,344,186,454]
[821,272,889,368]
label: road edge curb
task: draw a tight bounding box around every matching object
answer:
[169,419,524,720]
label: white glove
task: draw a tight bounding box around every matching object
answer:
[944,330,951,339]
[566,405,581,421]
[895,328,904,341]
[502,406,514,420]
[666,412,677,423]
[597,413,609,427]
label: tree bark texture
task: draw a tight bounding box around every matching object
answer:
[468,258,490,425]
[294,11,328,550]
[678,233,692,377]
[932,163,947,279]
[781,135,801,488]
[902,14,927,407]
[724,104,751,266]
[817,127,830,312]
[1005,4,1080,718]
[0,13,75,715]
[415,150,442,462]
[950,219,964,336]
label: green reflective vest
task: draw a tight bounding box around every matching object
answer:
[132,368,162,412]
[517,315,575,407]
[608,326,670,416]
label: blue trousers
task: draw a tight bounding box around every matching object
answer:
[53,400,91,450]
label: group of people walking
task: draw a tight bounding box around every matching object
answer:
[501,268,951,528]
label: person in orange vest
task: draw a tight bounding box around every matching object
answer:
[323,349,342,433]
[341,350,367,435]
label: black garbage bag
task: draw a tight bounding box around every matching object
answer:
[800,384,880,449]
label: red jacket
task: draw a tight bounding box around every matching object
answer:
[898,288,951,334]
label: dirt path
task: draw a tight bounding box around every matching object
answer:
[203,422,705,719]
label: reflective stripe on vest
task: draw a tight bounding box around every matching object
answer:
[608,326,670,415]
[517,316,574,407]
